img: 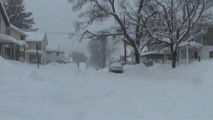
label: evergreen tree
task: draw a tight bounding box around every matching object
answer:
[3,0,37,31]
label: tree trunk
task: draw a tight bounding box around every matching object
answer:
[102,40,107,68]
[172,51,177,68]
[134,47,140,64]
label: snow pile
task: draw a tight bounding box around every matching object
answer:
[0,57,213,119]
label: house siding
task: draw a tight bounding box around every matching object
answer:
[0,13,7,34]
[10,30,21,40]
[46,51,65,63]
[27,42,38,50]
[26,41,47,64]
[201,46,213,60]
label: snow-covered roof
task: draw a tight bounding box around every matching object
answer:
[10,25,28,37]
[25,49,43,54]
[26,32,46,42]
[0,34,16,43]
[18,40,28,48]
[141,51,171,56]
[141,51,160,56]
[141,46,148,53]
[0,34,28,48]
[179,41,202,48]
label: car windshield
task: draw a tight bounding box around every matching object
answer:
[111,63,122,66]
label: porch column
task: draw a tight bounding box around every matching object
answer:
[24,49,26,61]
[13,45,16,60]
[17,46,20,61]
[179,49,182,64]
[10,44,13,59]
[2,43,5,58]
[25,52,28,63]
[186,47,189,64]
[163,54,166,64]
[1,43,3,57]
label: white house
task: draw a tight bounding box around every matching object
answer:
[46,49,66,63]
[141,50,172,64]
[0,1,28,62]
[178,41,213,64]
[25,32,48,64]
[141,40,213,66]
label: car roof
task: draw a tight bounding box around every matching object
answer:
[111,63,122,66]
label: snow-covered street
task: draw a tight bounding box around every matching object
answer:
[1,57,213,119]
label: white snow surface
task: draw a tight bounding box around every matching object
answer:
[26,32,45,42]
[0,57,213,119]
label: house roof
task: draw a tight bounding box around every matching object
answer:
[0,0,10,26]
[0,34,28,47]
[26,32,46,42]
[9,25,28,37]
[179,41,202,48]
[141,51,166,56]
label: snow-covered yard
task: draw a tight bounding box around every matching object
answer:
[0,57,213,119]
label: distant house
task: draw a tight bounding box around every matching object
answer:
[25,32,48,64]
[141,50,172,64]
[140,43,172,64]
[141,31,213,65]
[0,1,28,61]
[46,49,66,63]
[178,41,213,64]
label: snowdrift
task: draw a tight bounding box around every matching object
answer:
[0,57,213,119]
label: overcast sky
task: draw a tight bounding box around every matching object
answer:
[24,0,89,54]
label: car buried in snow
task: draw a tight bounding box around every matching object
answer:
[109,63,124,73]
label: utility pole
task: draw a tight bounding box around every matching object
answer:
[201,27,204,45]
[123,15,127,65]
[36,44,40,69]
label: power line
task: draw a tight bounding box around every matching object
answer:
[33,31,74,40]
[46,32,74,39]
[35,31,73,35]
[34,17,76,23]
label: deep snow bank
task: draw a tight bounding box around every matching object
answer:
[1,57,213,119]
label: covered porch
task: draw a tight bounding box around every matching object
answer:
[25,49,44,64]
[141,51,172,64]
[178,41,202,64]
[0,34,28,61]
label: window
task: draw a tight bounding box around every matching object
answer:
[5,47,10,58]
[194,52,198,59]
[209,51,213,58]
[6,29,10,35]
[56,52,60,56]
[21,35,25,40]
[36,43,42,50]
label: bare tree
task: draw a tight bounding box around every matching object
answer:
[69,0,154,64]
[88,36,108,69]
[144,0,213,68]
[72,51,88,67]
